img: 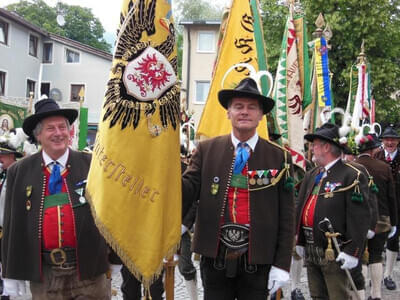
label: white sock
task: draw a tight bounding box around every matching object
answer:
[384,250,397,278]
[290,256,303,291]
[370,263,383,299]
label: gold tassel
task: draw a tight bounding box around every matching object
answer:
[362,247,369,264]
[325,232,335,261]
[142,287,152,300]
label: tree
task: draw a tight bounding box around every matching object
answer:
[260,0,400,124]
[6,0,111,53]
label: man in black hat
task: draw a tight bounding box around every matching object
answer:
[374,125,400,290]
[182,77,295,299]
[0,142,22,299]
[296,123,371,299]
[1,98,113,299]
[355,133,397,300]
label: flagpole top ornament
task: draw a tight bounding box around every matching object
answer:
[313,13,325,39]
[357,40,367,64]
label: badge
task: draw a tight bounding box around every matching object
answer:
[213,177,220,183]
[26,185,32,197]
[248,171,256,185]
[256,178,263,185]
[324,192,334,198]
[263,177,269,185]
[256,170,264,185]
[26,200,31,211]
[211,183,219,195]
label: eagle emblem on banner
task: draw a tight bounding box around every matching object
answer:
[103,0,180,136]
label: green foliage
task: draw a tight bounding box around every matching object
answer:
[260,0,400,124]
[6,0,111,53]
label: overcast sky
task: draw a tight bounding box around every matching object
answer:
[1,0,229,33]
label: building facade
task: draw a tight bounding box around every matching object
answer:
[0,8,112,130]
[180,21,220,128]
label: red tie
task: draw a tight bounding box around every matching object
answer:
[387,155,392,162]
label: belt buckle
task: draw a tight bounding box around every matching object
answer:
[50,248,67,266]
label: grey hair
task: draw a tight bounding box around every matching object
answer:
[328,142,342,158]
[32,117,71,144]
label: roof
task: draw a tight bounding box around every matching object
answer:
[0,8,112,61]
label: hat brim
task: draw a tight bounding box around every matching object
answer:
[358,142,382,152]
[380,135,400,139]
[218,90,275,114]
[304,133,345,150]
[0,149,23,158]
[23,109,78,138]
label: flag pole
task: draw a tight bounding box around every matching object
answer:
[164,256,178,300]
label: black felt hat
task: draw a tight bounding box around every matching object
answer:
[218,77,274,114]
[23,98,78,138]
[358,133,382,152]
[304,123,344,149]
[0,142,23,158]
[380,125,400,139]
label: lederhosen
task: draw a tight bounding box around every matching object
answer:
[214,164,257,277]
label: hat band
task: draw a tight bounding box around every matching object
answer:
[0,147,15,153]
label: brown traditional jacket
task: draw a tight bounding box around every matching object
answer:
[296,159,371,258]
[355,155,397,228]
[182,134,295,271]
[375,148,400,223]
[2,150,109,282]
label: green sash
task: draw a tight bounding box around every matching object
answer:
[44,193,69,210]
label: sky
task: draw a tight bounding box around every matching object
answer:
[1,0,230,33]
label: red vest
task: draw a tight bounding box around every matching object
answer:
[42,166,77,250]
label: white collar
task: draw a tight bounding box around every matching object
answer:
[231,132,258,152]
[385,149,397,160]
[323,157,341,172]
[42,148,69,170]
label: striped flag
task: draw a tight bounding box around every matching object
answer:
[273,6,305,169]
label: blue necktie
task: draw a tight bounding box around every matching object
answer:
[49,162,62,195]
[233,143,250,174]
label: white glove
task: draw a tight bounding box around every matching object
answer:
[268,266,289,295]
[109,264,122,278]
[295,245,305,258]
[388,226,397,239]
[3,278,26,296]
[181,225,188,235]
[336,252,358,270]
[366,230,375,239]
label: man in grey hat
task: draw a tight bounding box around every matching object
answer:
[182,77,295,299]
[296,123,371,299]
[2,98,113,299]
[374,125,400,290]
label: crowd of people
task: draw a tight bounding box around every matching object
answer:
[0,76,398,300]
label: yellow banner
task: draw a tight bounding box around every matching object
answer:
[197,0,269,139]
[86,0,181,287]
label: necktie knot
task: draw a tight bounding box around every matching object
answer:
[387,155,392,162]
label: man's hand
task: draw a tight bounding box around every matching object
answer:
[336,252,358,270]
[295,245,305,258]
[268,266,289,295]
[388,226,397,239]
[366,229,375,239]
[181,225,188,235]
[109,264,122,279]
[3,279,26,296]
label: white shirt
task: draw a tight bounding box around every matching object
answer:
[42,148,69,172]
[322,157,341,178]
[385,149,397,161]
[231,132,259,152]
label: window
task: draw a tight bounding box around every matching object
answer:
[29,34,38,57]
[195,81,210,103]
[197,31,215,52]
[43,43,53,63]
[0,20,8,45]
[0,72,5,96]
[70,84,85,102]
[40,82,50,98]
[65,49,80,63]
[26,79,36,98]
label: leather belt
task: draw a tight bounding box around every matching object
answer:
[43,247,76,268]
[220,223,249,249]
